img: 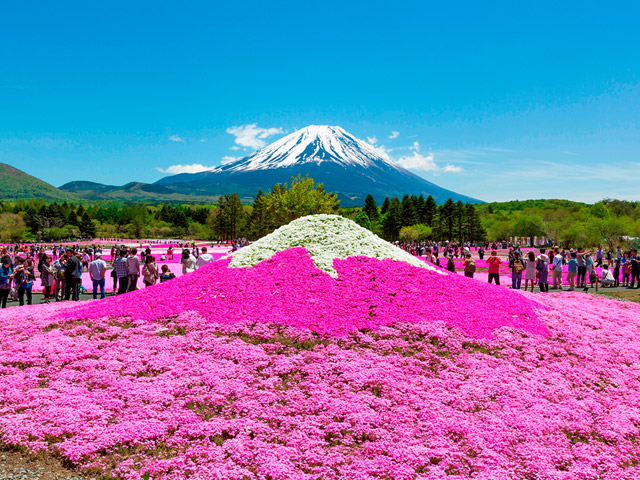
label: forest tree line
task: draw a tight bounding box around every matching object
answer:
[0,176,637,248]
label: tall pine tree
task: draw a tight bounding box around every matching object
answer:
[363,194,380,223]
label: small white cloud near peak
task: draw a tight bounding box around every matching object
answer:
[412,141,420,152]
[396,151,438,171]
[157,163,214,175]
[366,136,378,145]
[389,131,400,140]
[226,123,284,150]
[168,135,185,143]
[443,164,463,173]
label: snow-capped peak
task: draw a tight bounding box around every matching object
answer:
[217,125,402,173]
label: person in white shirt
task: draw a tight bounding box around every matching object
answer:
[600,264,615,287]
[127,248,141,292]
[181,249,197,274]
[88,252,107,299]
[195,247,214,269]
[551,247,564,290]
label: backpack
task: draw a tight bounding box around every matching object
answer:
[465,260,476,273]
[536,260,548,272]
[513,259,524,274]
[624,263,632,275]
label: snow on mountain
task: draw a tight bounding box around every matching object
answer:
[215,125,402,173]
[155,125,482,205]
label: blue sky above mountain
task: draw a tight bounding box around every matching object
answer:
[1,1,639,202]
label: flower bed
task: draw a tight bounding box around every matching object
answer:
[0,216,638,479]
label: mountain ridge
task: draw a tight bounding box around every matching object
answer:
[156,125,482,205]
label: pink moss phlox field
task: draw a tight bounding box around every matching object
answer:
[0,249,639,479]
[56,247,548,339]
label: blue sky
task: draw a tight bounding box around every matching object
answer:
[1,1,639,203]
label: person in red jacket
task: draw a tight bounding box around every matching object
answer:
[487,250,502,285]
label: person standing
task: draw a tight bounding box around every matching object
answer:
[89,252,107,300]
[462,253,475,279]
[53,253,67,301]
[181,248,197,274]
[127,248,141,292]
[195,247,214,269]
[566,252,578,291]
[64,252,82,301]
[509,253,525,290]
[536,253,549,292]
[115,250,130,294]
[628,250,639,289]
[487,250,502,285]
[596,245,604,267]
[0,257,13,308]
[142,255,158,287]
[575,247,593,288]
[551,248,564,289]
[40,255,55,303]
[523,251,537,292]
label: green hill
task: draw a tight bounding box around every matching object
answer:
[59,180,220,204]
[0,163,77,202]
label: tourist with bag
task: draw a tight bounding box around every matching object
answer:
[509,253,525,290]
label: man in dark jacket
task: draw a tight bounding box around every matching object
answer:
[64,250,83,301]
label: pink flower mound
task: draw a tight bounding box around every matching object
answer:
[0,289,639,479]
[55,247,547,339]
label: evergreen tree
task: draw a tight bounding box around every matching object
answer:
[248,189,271,239]
[382,197,402,240]
[400,194,419,227]
[415,194,425,218]
[439,198,456,241]
[422,195,437,226]
[455,201,465,242]
[79,211,96,238]
[380,196,390,215]
[363,194,380,223]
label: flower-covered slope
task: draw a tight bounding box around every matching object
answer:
[228,214,442,276]
[57,247,545,339]
[0,289,639,479]
[0,215,638,479]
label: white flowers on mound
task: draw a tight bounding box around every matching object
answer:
[229,214,445,277]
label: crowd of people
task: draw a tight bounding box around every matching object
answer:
[0,242,226,309]
[408,241,639,293]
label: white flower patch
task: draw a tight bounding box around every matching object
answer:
[228,214,446,277]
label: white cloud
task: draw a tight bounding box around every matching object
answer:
[199,138,207,142]
[366,136,378,145]
[221,155,240,165]
[396,151,438,171]
[168,135,185,143]
[156,163,213,175]
[230,146,240,150]
[226,123,284,149]
[389,131,399,139]
[443,164,463,173]
[393,141,463,174]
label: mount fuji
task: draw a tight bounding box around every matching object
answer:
[155,125,481,205]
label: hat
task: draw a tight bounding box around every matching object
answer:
[95,252,102,258]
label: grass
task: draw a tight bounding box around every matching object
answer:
[596,289,640,304]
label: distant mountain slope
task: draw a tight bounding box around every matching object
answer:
[156,125,482,206]
[59,180,219,203]
[0,163,77,202]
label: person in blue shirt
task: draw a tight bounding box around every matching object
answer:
[566,252,578,291]
[0,256,14,308]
